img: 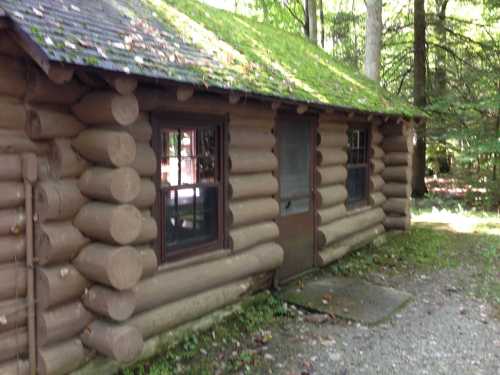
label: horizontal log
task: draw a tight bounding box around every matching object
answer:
[26,70,86,105]
[383,198,410,216]
[370,159,385,174]
[130,278,254,339]
[37,301,93,347]
[382,166,411,183]
[228,198,278,227]
[369,192,387,207]
[36,264,90,310]
[0,208,26,235]
[130,143,156,177]
[0,359,29,375]
[37,339,86,375]
[0,96,26,130]
[0,182,24,209]
[316,204,347,226]
[318,224,385,266]
[74,243,142,290]
[384,215,410,231]
[101,72,138,95]
[134,242,284,313]
[79,167,141,204]
[317,131,348,148]
[317,185,348,208]
[72,129,137,168]
[370,175,385,192]
[229,114,274,129]
[383,182,411,198]
[26,108,85,140]
[228,128,275,149]
[125,113,152,142]
[317,208,384,248]
[0,327,28,362]
[382,135,412,153]
[0,235,25,263]
[131,179,156,209]
[35,179,88,222]
[316,148,348,166]
[228,149,277,174]
[0,129,50,155]
[81,320,143,363]
[318,121,348,132]
[229,173,278,200]
[72,91,139,126]
[381,122,411,137]
[371,145,384,159]
[371,127,383,144]
[0,154,22,181]
[384,152,412,166]
[75,202,142,245]
[83,285,136,322]
[49,138,89,179]
[137,246,158,279]
[0,299,26,334]
[133,215,158,245]
[229,222,279,252]
[36,222,90,266]
[316,166,347,186]
[0,55,26,98]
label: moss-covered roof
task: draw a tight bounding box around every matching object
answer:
[0,0,423,117]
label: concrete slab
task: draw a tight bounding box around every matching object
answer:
[278,277,412,325]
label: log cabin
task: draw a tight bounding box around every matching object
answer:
[0,0,424,374]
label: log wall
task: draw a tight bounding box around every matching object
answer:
[381,121,414,230]
[316,115,387,266]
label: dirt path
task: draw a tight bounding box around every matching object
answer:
[261,267,500,375]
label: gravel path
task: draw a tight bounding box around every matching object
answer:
[262,268,500,375]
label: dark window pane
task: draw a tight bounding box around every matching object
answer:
[197,156,216,183]
[165,187,218,249]
[279,122,311,216]
[347,167,367,204]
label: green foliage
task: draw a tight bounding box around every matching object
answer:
[124,293,292,375]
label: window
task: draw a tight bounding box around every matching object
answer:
[155,116,224,261]
[346,127,369,207]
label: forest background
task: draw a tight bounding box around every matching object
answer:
[203,0,499,210]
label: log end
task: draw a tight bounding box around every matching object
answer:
[111,94,139,126]
[108,246,143,290]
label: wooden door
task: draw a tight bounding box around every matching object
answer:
[276,114,316,281]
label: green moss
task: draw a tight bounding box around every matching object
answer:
[145,0,424,117]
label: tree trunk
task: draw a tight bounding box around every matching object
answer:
[412,0,428,197]
[319,0,325,48]
[307,0,318,45]
[364,0,383,82]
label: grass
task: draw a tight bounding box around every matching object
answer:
[122,293,292,375]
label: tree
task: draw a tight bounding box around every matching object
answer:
[364,0,383,81]
[413,0,428,197]
[307,0,318,44]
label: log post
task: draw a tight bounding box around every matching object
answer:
[37,301,93,347]
[74,243,142,290]
[35,180,88,222]
[36,222,90,266]
[74,203,142,245]
[26,108,85,140]
[81,320,143,363]
[72,91,139,126]
[82,285,136,322]
[72,129,137,168]
[78,167,141,204]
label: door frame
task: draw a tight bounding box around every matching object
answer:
[274,111,318,281]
